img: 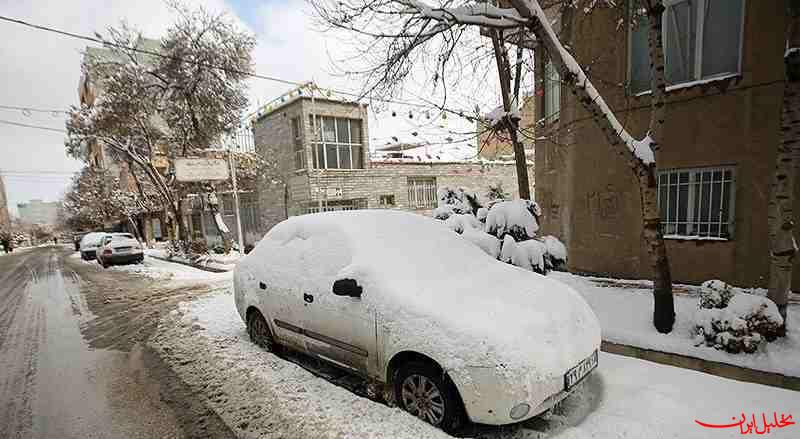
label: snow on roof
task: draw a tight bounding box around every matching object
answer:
[370,142,479,163]
[242,210,600,378]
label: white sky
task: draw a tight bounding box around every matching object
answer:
[0,0,505,216]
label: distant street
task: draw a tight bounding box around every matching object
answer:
[0,246,233,439]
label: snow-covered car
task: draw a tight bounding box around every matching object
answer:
[233,210,600,433]
[96,233,144,268]
[79,232,108,260]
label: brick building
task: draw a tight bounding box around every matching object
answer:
[253,95,534,235]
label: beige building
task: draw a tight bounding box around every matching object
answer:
[253,96,534,235]
[534,1,792,288]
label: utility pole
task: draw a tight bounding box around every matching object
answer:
[228,148,245,253]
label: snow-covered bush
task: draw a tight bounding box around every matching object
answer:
[436,186,481,216]
[485,182,510,208]
[476,207,489,223]
[444,214,482,234]
[433,205,455,220]
[693,286,784,354]
[541,235,567,271]
[461,228,501,259]
[698,280,736,309]
[484,199,541,242]
[499,234,547,274]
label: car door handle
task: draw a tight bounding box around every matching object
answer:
[303,293,314,304]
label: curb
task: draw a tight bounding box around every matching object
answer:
[601,340,800,391]
[147,254,230,273]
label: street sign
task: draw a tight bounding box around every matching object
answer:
[174,158,230,182]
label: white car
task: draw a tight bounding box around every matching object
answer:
[233,210,600,433]
[97,233,144,268]
[79,232,109,261]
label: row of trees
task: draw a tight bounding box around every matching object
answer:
[63,3,277,246]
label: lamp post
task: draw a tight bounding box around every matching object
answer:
[228,148,245,253]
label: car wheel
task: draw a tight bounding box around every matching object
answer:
[246,310,275,352]
[395,362,465,433]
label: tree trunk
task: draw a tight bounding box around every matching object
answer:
[509,0,675,332]
[491,30,532,201]
[767,6,800,334]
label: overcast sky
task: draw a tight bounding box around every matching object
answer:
[0,0,503,216]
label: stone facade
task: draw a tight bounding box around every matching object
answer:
[533,2,790,288]
[253,97,534,234]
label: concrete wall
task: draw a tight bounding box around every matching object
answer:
[534,2,789,288]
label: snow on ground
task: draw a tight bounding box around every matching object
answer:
[108,256,231,286]
[144,248,241,271]
[550,271,800,378]
[153,288,800,438]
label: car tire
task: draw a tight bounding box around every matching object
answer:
[246,309,276,352]
[394,361,465,433]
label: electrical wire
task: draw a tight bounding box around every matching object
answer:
[0,118,65,133]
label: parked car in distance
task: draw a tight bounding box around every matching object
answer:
[73,232,89,251]
[79,232,108,261]
[233,210,601,433]
[97,233,144,268]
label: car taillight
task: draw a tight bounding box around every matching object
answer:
[103,249,112,255]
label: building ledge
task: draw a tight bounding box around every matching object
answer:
[632,73,742,98]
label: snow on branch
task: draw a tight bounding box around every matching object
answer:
[402,0,527,28]
[512,0,656,165]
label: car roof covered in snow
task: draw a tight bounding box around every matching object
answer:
[243,210,600,376]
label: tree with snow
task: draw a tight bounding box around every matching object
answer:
[767,1,800,335]
[311,0,676,333]
[65,4,256,242]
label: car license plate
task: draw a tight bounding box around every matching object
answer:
[565,350,598,390]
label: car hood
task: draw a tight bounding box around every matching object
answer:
[357,260,601,377]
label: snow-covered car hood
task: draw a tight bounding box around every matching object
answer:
[244,210,600,378]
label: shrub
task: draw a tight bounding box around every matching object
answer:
[444,214,482,234]
[693,290,784,353]
[698,280,736,309]
[484,200,541,242]
[541,235,567,271]
[189,239,208,256]
[461,228,501,259]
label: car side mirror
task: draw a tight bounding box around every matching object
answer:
[332,278,362,298]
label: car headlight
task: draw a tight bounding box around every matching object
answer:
[510,402,530,420]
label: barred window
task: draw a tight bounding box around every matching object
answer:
[309,115,363,169]
[658,167,735,239]
[407,177,437,209]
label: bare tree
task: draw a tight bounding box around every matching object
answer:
[311,0,676,332]
[767,0,800,334]
[65,4,255,241]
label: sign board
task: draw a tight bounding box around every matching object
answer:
[174,158,230,182]
[325,187,343,199]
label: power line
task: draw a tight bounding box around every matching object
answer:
[0,104,68,114]
[0,14,479,118]
[0,118,66,133]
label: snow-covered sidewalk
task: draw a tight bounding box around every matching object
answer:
[151,288,800,438]
[550,272,800,379]
[144,247,241,271]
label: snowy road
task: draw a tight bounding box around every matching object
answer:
[0,246,234,439]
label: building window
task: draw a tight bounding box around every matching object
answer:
[629,0,744,94]
[379,194,395,207]
[309,115,363,169]
[407,177,437,209]
[291,117,305,170]
[658,167,735,239]
[543,58,560,122]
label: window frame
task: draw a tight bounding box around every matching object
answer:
[309,115,364,170]
[657,165,736,239]
[627,0,746,95]
[407,177,437,209]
